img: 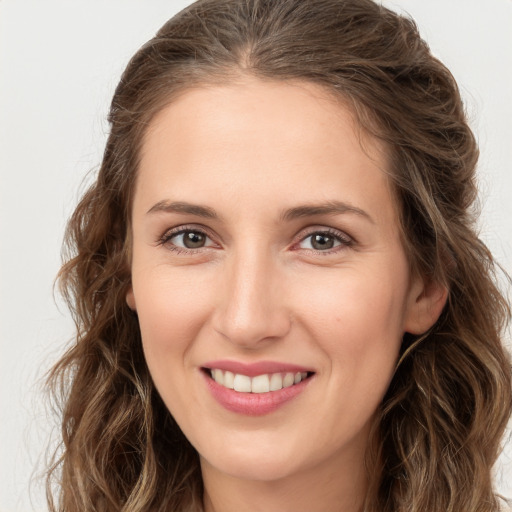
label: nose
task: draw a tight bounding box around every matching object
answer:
[211,248,291,348]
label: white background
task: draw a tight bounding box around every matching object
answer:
[1,1,511,510]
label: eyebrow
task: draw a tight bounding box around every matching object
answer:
[147,200,219,219]
[280,201,374,224]
[146,199,373,223]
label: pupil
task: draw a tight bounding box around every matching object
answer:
[312,233,334,250]
[184,231,205,248]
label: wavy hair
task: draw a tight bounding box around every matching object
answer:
[47,0,512,510]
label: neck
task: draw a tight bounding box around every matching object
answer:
[201,446,368,512]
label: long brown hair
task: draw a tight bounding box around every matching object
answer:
[47,0,512,510]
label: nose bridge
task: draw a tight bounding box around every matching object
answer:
[213,244,290,347]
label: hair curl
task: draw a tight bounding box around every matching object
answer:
[47,0,512,511]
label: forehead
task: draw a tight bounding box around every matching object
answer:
[135,77,397,225]
[142,78,385,158]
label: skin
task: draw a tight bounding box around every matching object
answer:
[127,77,446,512]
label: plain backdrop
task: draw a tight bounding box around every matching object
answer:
[1,1,511,510]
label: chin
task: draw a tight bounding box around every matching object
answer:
[204,455,301,483]
[199,437,308,483]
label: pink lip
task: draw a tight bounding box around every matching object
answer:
[200,360,315,416]
[202,359,313,377]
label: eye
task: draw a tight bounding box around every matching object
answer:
[297,229,351,252]
[160,228,216,251]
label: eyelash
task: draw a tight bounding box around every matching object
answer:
[157,225,353,255]
[294,227,353,255]
[157,225,217,254]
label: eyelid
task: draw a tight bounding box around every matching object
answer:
[157,224,219,250]
[291,226,354,252]
[156,223,353,254]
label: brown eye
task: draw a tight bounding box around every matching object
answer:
[166,229,214,250]
[298,230,350,252]
[182,231,206,248]
[310,233,335,250]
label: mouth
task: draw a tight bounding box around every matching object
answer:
[201,360,316,415]
[202,367,315,394]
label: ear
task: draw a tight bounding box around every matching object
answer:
[126,286,137,311]
[403,273,448,335]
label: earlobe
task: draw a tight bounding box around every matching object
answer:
[404,275,448,335]
[126,287,137,311]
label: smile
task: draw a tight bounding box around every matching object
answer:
[202,363,315,415]
[209,368,310,393]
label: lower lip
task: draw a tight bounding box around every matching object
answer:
[202,371,313,416]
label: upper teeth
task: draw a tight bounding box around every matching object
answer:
[210,369,308,393]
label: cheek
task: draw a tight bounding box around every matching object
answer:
[297,267,407,341]
[132,268,218,426]
[133,268,214,365]
[292,265,408,395]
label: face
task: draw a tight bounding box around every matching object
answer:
[127,78,442,486]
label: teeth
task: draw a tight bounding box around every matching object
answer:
[269,373,283,391]
[251,374,270,393]
[210,369,309,393]
[283,372,294,388]
[233,374,252,392]
[212,368,224,386]
[223,370,235,389]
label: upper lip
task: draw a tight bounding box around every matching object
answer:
[202,359,314,377]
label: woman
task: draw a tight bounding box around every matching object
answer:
[47,0,512,510]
